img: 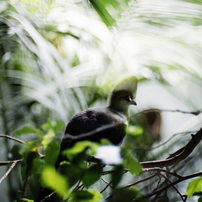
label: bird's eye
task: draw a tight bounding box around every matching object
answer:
[123,94,130,101]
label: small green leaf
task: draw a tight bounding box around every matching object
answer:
[198,196,202,202]
[42,119,65,131]
[72,190,102,202]
[126,125,143,136]
[41,166,69,198]
[187,177,202,197]
[82,163,103,187]
[41,130,55,148]
[63,141,98,161]
[14,125,44,137]
[44,139,60,165]
[122,148,142,175]
[21,199,34,202]
[112,164,124,188]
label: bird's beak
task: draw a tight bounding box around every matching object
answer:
[131,100,137,105]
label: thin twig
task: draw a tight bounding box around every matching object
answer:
[159,173,186,201]
[142,168,181,178]
[73,180,82,191]
[0,160,18,184]
[40,191,55,202]
[133,131,196,151]
[133,109,202,117]
[0,134,25,144]
[145,171,202,198]
[124,172,158,189]
[100,178,113,193]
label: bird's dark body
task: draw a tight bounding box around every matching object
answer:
[61,108,128,150]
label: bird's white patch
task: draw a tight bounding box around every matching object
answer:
[96,145,122,165]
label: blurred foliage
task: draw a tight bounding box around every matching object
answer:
[0,0,202,201]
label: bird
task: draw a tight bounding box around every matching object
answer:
[37,76,138,202]
[60,76,138,151]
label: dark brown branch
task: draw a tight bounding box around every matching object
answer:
[100,178,113,193]
[140,127,202,168]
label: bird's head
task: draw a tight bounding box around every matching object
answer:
[107,76,138,116]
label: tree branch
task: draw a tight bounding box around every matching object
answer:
[140,127,202,168]
[133,109,202,117]
[145,171,202,198]
[0,160,18,184]
[0,134,25,144]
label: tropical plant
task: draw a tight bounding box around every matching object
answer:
[0,0,202,202]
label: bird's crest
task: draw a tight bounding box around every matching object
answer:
[112,76,138,98]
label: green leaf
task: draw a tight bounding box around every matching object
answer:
[187,177,202,197]
[41,166,69,198]
[21,151,43,179]
[126,125,143,136]
[41,130,55,148]
[89,0,129,27]
[112,164,124,188]
[72,190,102,202]
[14,125,44,137]
[42,119,65,131]
[63,141,98,161]
[198,197,202,202]
[44,139,60,165]
[82,163,103,187]
[122,148,142,175]
[21,199,34,202]
[59,162,87,188]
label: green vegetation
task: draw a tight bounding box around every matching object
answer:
[1,0,202,201]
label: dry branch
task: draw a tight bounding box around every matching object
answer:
[140,127,202,168]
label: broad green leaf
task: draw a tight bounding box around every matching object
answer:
[71,190,102,202]
[198,197,202,202]
[21,151,43,179]
[112,164,124,188]
[187,177,202,197]
[82,163,103,187]
[59,162,87,188]
[44,139,60,165]
[41,166,69,198]
[14,125,44,137]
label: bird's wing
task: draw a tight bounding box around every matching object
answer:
[65,108,117,135]
[61,108,127,148]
